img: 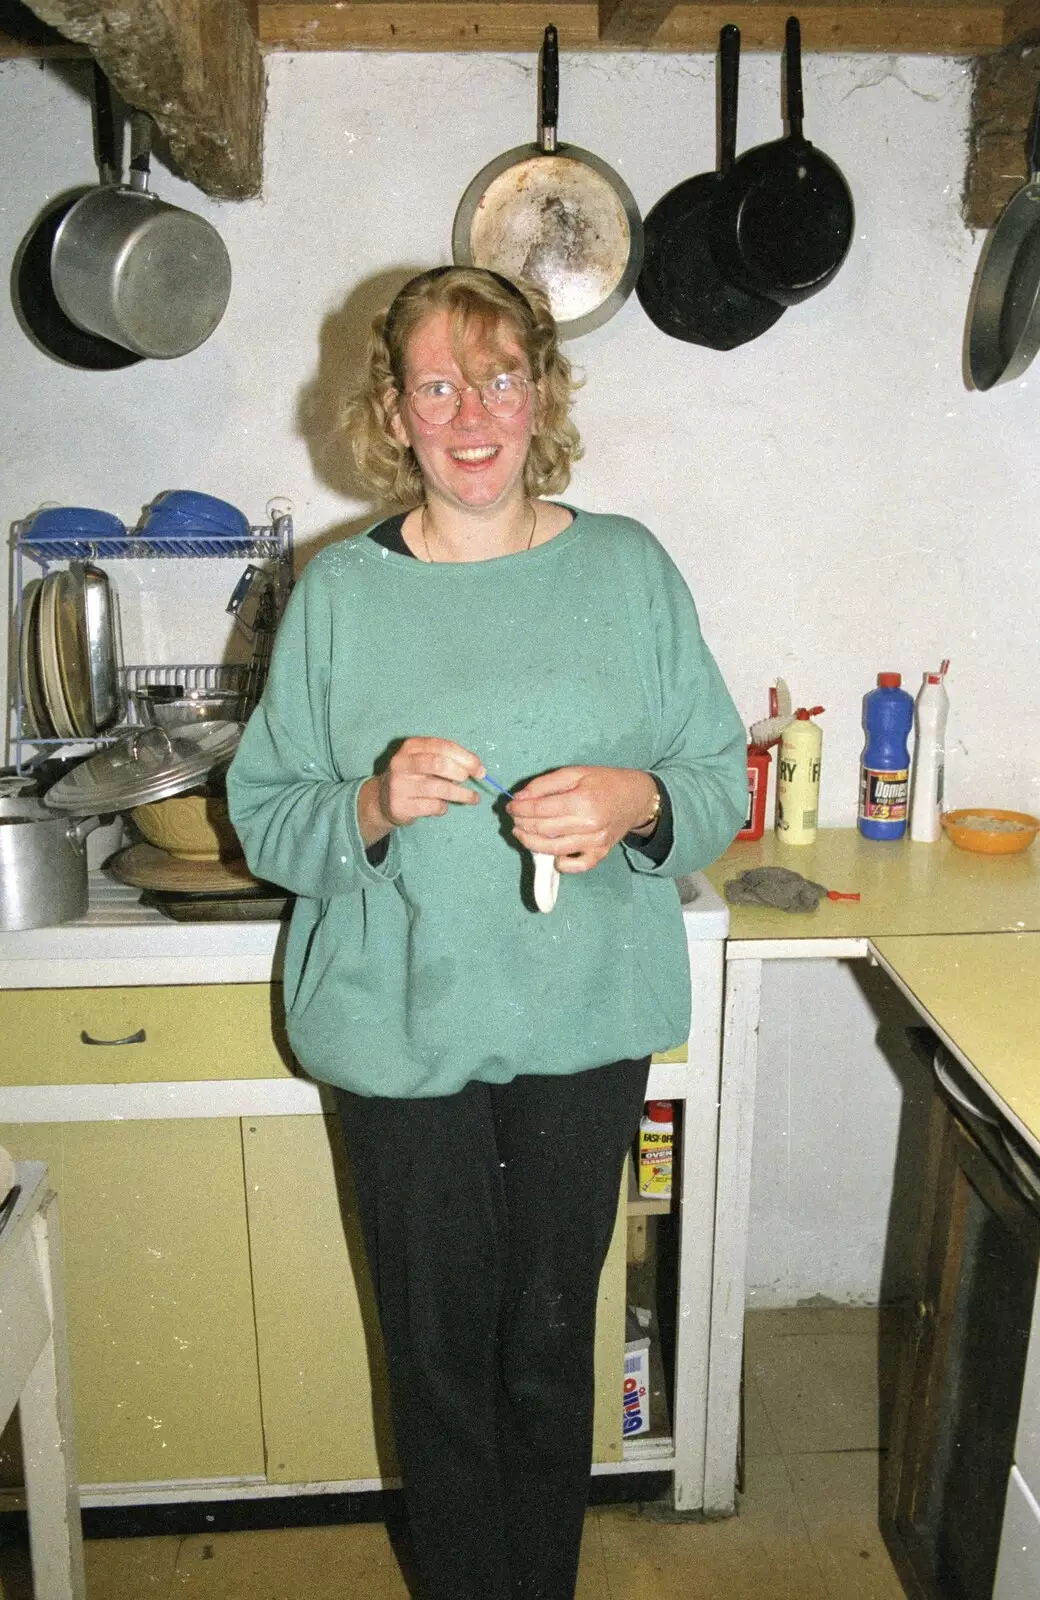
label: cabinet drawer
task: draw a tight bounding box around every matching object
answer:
[0,985,295,1085]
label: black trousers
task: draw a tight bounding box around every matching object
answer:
[335,1055,650,1600]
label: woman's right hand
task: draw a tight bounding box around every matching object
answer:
[358,737,484,845]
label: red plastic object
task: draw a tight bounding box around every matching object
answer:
[738,745,771,840]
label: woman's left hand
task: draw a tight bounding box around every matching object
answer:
[507,767,658,874]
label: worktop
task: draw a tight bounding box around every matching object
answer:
[706,827,1040,943]
[872,931,1040,1159]
[0,877,286,989]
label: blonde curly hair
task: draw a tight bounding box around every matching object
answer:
[342,267,583,506]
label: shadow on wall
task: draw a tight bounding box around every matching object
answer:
[294,265,429,567]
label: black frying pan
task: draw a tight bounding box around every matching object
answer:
[13,194,143,370]
[708,15,854,307]
[967,82,1040,391]
[636,25,785,350]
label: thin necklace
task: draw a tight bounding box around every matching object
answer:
[420,501,537,563]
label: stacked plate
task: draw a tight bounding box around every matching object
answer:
[19,563,120,740]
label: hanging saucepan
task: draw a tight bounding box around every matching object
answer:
[967,83,1040,391]
[453,24,643,339]
[636,24,785,350]
[50,66,232,360]
[708,15,854,306]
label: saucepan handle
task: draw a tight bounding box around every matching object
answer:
[67,815,101,850]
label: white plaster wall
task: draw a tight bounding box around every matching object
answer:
[746,958,934,1309]
[2,48,1038,1303]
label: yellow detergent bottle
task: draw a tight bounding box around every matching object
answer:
[775,706,824,846]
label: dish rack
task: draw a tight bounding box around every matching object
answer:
[9,513,294,775]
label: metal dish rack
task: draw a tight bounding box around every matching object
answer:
[9,513,294,775]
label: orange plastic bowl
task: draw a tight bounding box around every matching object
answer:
[942,808,1039,855]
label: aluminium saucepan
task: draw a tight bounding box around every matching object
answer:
[50,67,232,361]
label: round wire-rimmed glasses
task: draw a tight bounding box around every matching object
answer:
[408,373,530,426]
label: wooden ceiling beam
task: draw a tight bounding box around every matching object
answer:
[598,0,676,47]
[253,1,1015,55]
[16,0,264,198]
[1,1,1025,58]
[966,30,1040,227]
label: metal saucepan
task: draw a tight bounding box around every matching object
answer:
[968,82,1040,391]
[708,15,854,306]
[0,796,99,931]
[636,25,785,350]
[50,66,232,360]
[453,24,643,340]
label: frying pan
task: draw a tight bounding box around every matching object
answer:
[708,15,854,306]
[967,83,1040,391]
[636,24,785,350]
[453,24,643,340]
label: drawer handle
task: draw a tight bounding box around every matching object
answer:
[80,1028,147,1046]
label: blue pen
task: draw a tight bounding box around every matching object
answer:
[478,767,558,911]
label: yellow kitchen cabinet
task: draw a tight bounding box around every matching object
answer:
[0,1119,264,1487]
[243,1115,626,1486]
[0,985,295,1085]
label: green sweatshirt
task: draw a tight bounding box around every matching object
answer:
[226,510,746,1098]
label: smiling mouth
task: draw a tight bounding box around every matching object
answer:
[450,446,500,463]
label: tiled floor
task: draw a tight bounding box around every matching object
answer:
[0,1308,906,1599]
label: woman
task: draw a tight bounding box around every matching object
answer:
[227,265,746,1599]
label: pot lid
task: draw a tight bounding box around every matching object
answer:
[43,722,242,814]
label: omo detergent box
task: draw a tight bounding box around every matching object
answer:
[623,1336,651,1437]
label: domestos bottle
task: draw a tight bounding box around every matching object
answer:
[775,707,824,845]
[859,673,914,840]
[909,666,950,843]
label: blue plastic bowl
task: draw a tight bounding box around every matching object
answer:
[146,491,249,532]
[26,506,127,540]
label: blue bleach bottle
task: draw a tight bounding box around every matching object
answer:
[859,672,914,840]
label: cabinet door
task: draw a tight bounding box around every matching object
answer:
[882,1098,1040,1600]
[0,1120,264,1486]
[243,1115,626,1487]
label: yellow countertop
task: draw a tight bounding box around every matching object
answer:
[706,828,1040,943]
[871,932,1040,1149]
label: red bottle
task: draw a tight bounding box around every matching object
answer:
[737,745,771,841]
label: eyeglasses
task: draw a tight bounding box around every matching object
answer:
[408,373,531,426]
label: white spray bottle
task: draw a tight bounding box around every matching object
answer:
[909,661,950,843]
